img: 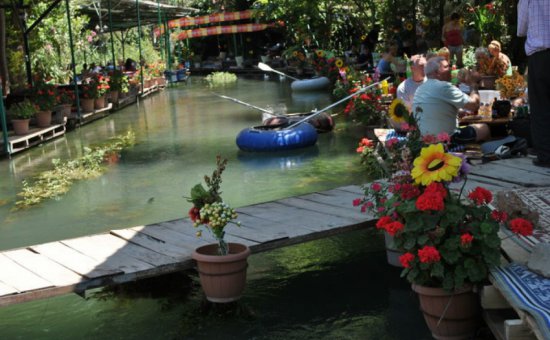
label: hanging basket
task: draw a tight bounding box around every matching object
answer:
[192,243,250,303]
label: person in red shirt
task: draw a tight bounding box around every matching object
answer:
[442,13,464,68]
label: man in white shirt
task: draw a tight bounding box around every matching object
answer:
[396,54,427,110]
[412,56,489,143]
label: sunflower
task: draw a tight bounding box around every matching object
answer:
[405,22,414,31]
[388,98,409,124]
[335,58,344,68]
[316,50,325,58]
[361,35,366,41]
[411,143,462,185]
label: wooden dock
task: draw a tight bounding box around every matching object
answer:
[0,156,548,340]
[0,122,66,155]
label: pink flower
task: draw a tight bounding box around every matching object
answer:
[386,138,399,148]
[437,132,450,143]
[352,198,361,206]
[371,182,382,192]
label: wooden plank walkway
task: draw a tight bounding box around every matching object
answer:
[0,185,376,307]
[0,156,548,318]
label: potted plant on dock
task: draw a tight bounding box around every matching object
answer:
[79,79,97,113]
[54,89,75,123]
[30,80,57,128]
[187,155,249,303]
[93,74,110,109]
[9,99,36,135]
[353,106,535,338]
[108,70,129,103]
[358,141,534,339]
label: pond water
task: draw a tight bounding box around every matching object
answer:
[0,76,431,338]
[0,76,367,250]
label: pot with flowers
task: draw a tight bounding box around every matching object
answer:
[187,155,249,303]
[354,109,533,339]
[54,89,75,123]
[108,70,129,104]
[9,99,36,135]
[29,80,57,127]
[93,74,110,109]
[79,79,97,113]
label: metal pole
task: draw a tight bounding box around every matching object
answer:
[163,11,171,70]
[0,85,10,155]
[108,0,116,68]
[136,0,144,95]
[65,0,81,118]
[21,14,33,86]
[156,0,164,62]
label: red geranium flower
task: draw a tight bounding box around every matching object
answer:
[490,210,508,223]
[384,221,404,236]
[399,252,415,268]
[418,245,441,263]
[376,215,393,229]
[509,218,533,236]
[188,206,201,222]
[416,191,445,211]
[460,233,474,246]
[424,182,448,199]
[468,187,493,205]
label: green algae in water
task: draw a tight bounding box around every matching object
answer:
[14,131,136,209]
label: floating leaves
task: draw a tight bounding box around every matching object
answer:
[14,131,136,209]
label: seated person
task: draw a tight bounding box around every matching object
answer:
[376,43,399,76]
[438,47,451,63]
[487,40,512,77]
[412,56,490,144]
[471,47,491,77]
[457,68,471,94]
[355,43,373,70]
[396,54,427,110]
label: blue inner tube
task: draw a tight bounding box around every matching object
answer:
[236,122,318,152]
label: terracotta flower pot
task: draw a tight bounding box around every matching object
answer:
[94,96,106,109]
[192,242,250,303]
[80,98,95,113]
[35,110,52,128]
[110,90,119,104]
[412,284,480,340]
[12,119,30,135]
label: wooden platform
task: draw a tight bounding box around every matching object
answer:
[0,185,375,307]
[67,103,113,129]
[0,123,66,155]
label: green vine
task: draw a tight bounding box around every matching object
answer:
[14,131,136,210]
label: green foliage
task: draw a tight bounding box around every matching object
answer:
[186,156,239,255]
[205,72,237,86]
[109,70,130,93]
[10,99,36,119]
[14,131,136,209]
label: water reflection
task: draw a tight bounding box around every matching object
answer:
[237,145,319,170]
[0,229,431,339]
